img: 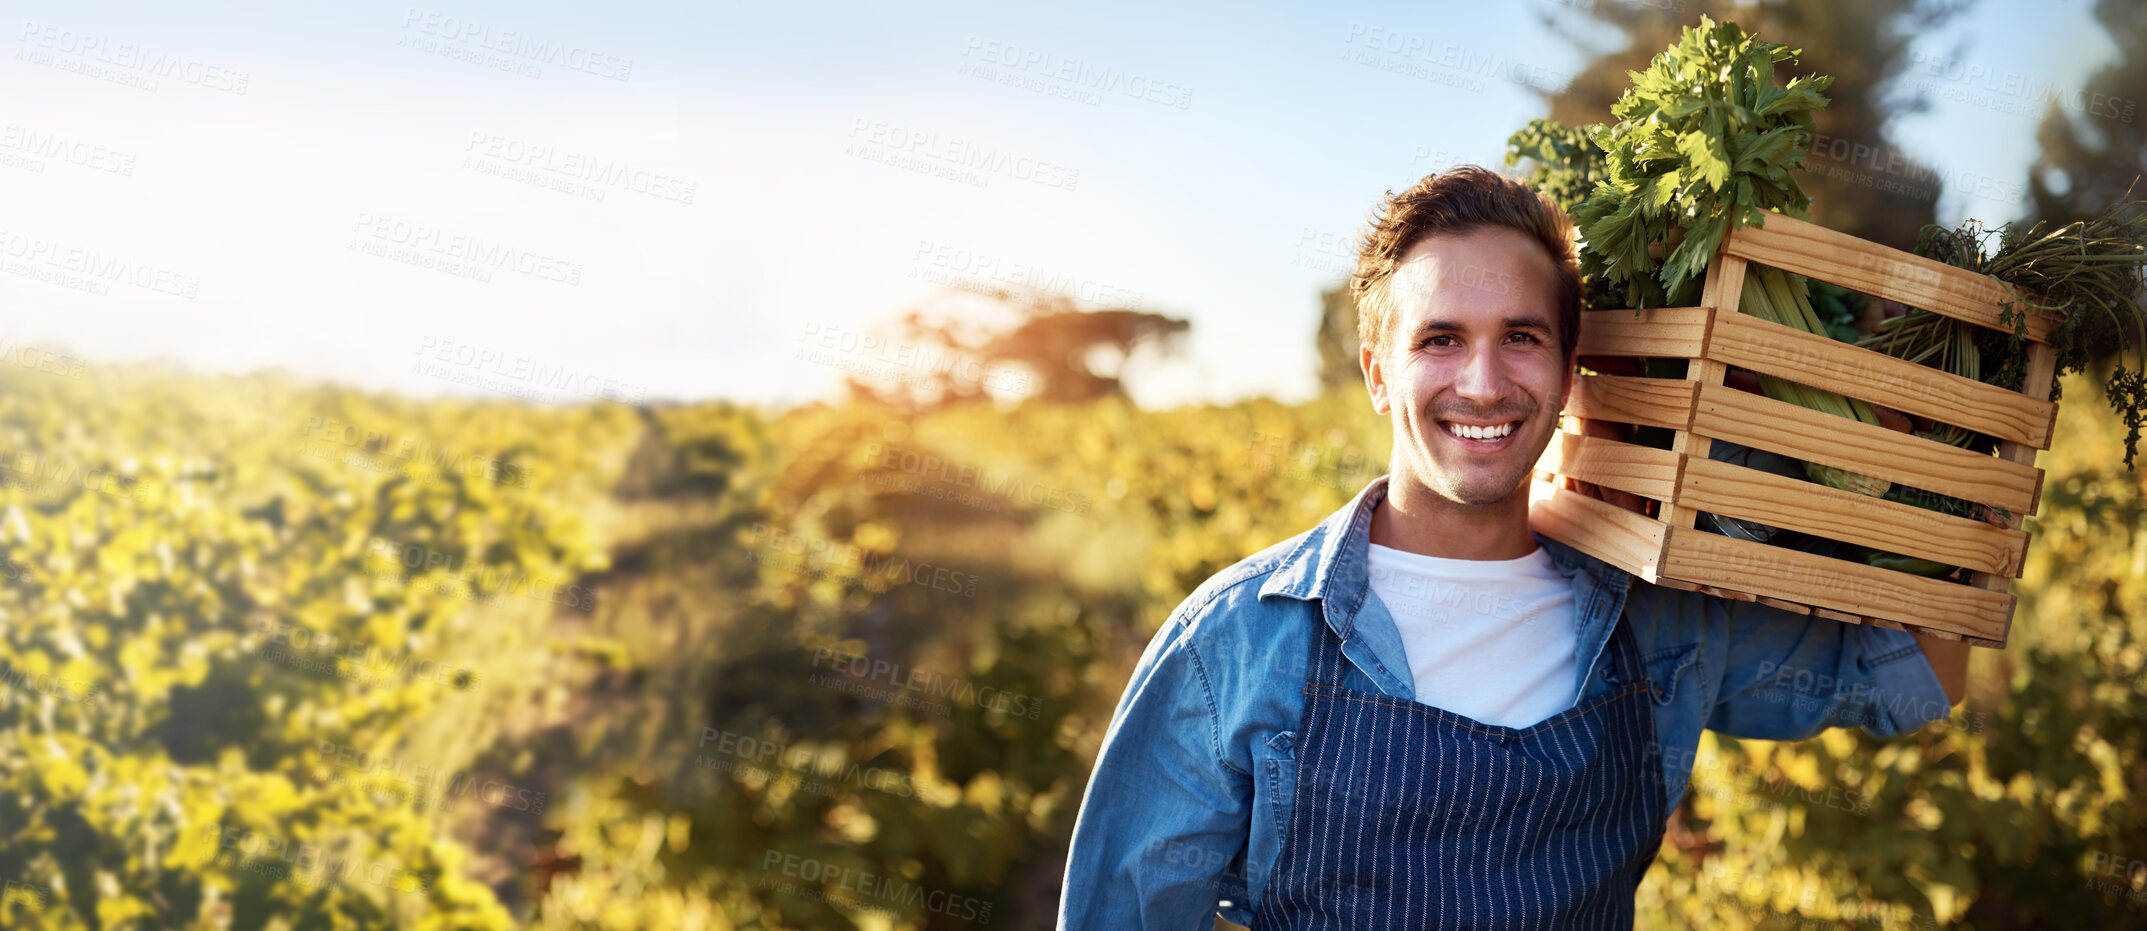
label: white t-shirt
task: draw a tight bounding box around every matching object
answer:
[1365,542,1579,729]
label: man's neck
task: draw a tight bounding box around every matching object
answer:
[1370,477,1539,561]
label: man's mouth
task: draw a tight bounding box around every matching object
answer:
[1438,419,1522,447]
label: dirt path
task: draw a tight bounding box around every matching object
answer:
[448,413,759,917]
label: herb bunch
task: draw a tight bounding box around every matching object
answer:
[1860,200,2147,468]
[1573,16,1832,309]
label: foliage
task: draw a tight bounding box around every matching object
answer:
[1505,117,1608,223]
[1566,17,1894,499]
[1314,284,1363,396]
[1806,279,1866,344]
[1861,203,2147,468]
[7,348,2142,929]
[2027,0,2147,228]
[1505,117,1627,316]
[842,297,1190,411]
[1535,0,1961,250]
[0,364,637,927]
[1574,16,1834,308]
[979,305,1190,404]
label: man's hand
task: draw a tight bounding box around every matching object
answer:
[1909,627,1970,706]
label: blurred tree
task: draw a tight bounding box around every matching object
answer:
[983,298,1191,403]
[841,304,1003,411]
[849,292,1190,408]
[2026,0,2146,226]
[850,291,1193,407]
[1314,284,1362,395]
[1537,0,1968,253]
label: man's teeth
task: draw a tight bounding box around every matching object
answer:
[1444,421,1516,440]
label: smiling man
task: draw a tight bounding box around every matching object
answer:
[1057,166,1970,929]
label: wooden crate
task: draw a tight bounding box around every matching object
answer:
[1528,210,2060,648]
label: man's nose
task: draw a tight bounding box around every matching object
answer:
[1452,344,1509,402]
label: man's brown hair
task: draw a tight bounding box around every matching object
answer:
[1350,166,1581,367]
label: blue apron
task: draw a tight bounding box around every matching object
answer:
[1249,605,1666,929]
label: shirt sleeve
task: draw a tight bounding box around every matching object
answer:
[1058,614,1252,931]
[1704,596,1955,741]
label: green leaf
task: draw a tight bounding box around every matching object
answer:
[1677,130,1730,190]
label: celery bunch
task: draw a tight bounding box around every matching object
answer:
[1571,16,1888,496]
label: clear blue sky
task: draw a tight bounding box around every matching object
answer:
[0,0,2112,407]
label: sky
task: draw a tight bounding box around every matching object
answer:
[0,0,2118,409]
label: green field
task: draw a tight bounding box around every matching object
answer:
[2,359,2143,929]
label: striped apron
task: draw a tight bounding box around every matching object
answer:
[1247,611,1665,929]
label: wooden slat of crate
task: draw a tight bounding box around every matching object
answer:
[1958,340,2059,647]
[1753,595,1812,614]
[1707,310,2058,449]
[1577,306,1714,358]
[1659,526,2014,642]
[1527,477,1667,581]
[1536,430,1683,502]
[1543,215,2052,648]
[1906,621,1961,640]
[1566,374,1698,431]
[1661,257,1745,531]
[1652,576,1813,614]
[1690,382,2043,515]
[1677,456,2029,577]
[1724,211,2058,344]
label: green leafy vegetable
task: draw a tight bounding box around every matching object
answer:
[1571,17,1889,497]
[1504,117,1607,223]
[1573,16,1832,308]
[1505,117,1622,312]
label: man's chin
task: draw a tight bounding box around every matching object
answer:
[1425,471,1531,508]
[1455,486,1525,508]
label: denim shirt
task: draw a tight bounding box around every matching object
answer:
[1057,475,1952,930]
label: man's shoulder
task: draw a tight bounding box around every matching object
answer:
[1155,530,1319,688]
[1168,530,1311,633]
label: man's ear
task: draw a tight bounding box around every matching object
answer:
[1361,342,1389,415]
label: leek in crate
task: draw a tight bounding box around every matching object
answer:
[1862,202,2147,468]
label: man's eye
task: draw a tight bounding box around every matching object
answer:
[1508,332,1541,344]
[1421,335,1455,348]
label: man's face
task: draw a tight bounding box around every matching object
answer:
[1362,226,1572,508]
